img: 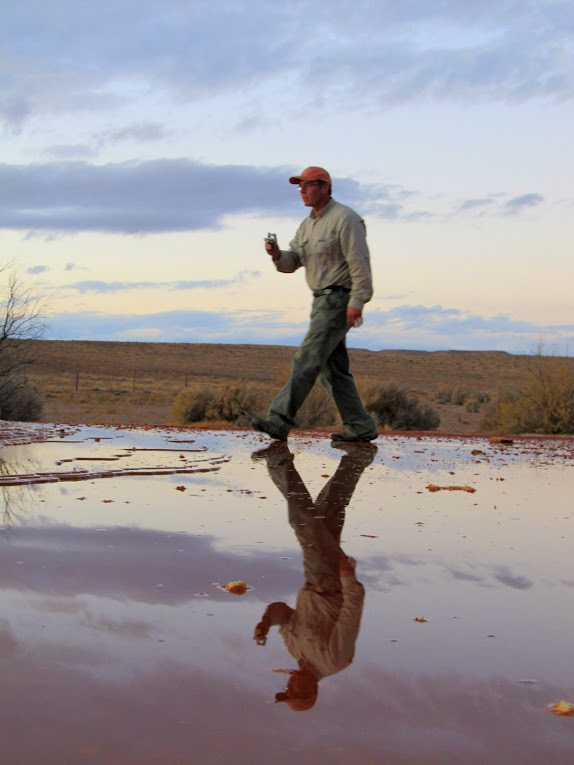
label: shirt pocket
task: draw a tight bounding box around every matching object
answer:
[314,233,339,260]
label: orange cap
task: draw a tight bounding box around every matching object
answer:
[289,166,332,185]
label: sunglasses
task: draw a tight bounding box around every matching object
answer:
[297,181,324,190]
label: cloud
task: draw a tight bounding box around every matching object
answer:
[1,1,572,131]
[0,157,545,236]
[60,270,260,294]
[358,304,574,352]
[504,192,544,213]
[458,193,545,216]
[26,265,48,274]
[1,522,300,605]
[43,144,99,160]
[0,159,408,234]
[459,197,496,212]
[96,122,169,145]
[47,307,307,345]
[46,302,574,352]
[491,566,533,590]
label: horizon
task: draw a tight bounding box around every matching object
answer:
[33,337,539,358]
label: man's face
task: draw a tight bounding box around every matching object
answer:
[298,180,330,209]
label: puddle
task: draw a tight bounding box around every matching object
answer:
[1,426,574,763]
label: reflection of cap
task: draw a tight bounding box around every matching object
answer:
[289,166,332,185]
[287,696,317,712]
[275,691,318,711]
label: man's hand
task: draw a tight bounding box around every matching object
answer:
[253,617,271,646]
[264,239,280,259]
[347,307,363,329]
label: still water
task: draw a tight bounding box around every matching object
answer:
[1,425,573,764]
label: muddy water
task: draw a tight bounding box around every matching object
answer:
[1,426,573,764]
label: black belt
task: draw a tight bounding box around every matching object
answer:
[312,285,351,297]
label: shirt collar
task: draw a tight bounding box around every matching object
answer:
[310,197,336,219]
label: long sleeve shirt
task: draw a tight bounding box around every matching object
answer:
[273,198,373,311]
[278,576,365,681]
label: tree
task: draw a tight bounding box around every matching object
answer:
[0,261,46,421]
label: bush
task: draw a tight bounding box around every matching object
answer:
[451,386,470,406]
[0,382,43,421]
[436,385,490,408]
[296,384,336,428]
[173,383,267,425]
[363,383,440,431]
[481,353,574,434]
[434,385,452,404]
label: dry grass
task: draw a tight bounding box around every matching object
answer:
[23,339,543,433]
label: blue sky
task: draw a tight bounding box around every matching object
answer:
[1,0,573,352]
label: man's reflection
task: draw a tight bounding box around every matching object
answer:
[251,442,377,711]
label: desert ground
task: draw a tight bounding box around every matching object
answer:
[26,339,544,433]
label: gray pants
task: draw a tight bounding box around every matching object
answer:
[264,445,375,593]
[267,291,376,438]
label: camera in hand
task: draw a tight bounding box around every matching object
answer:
[265,233,277,244]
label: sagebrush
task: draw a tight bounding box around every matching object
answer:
[172,380,336,428]
[173,383,267,425]
[481,353,574,434]
[362,383,440,431]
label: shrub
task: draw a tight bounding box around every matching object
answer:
[363,383,440,431]
[451,386,470,406]
[296,384,336,428]
[173,387,216,423]
[173,383,267,425]
[0,382,43,421]
[434,385,452,404]
[481,354,574,434]
[436,385,490,408]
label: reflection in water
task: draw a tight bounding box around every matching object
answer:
[251,442,377,711]
[1,458,41,535]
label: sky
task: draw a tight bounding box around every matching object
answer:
[1,0,573,352]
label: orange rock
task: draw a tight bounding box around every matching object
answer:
[224,581,248,595]
[548,700,574,716]
[426,484,476,493]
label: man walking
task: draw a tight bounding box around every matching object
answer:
[252,166,378,442]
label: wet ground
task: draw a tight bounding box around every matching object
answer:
[1,424,574,764]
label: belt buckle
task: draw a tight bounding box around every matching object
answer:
[323,288,333,295]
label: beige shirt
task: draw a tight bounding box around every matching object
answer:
[273,198,373,311]
[278,577,365,680]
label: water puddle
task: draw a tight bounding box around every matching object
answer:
[1,426,573,763]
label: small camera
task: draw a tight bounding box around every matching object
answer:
[266,232,277,244]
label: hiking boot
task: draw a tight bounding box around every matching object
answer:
[331,441,378,456]
[251,417,289,441]
[330,431,378,442]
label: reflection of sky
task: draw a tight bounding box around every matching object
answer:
[1,427,574,763]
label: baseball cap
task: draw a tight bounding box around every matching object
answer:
[289,166,332,185]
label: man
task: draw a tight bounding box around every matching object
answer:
[252,166,378,442]
[252,440,374,710]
